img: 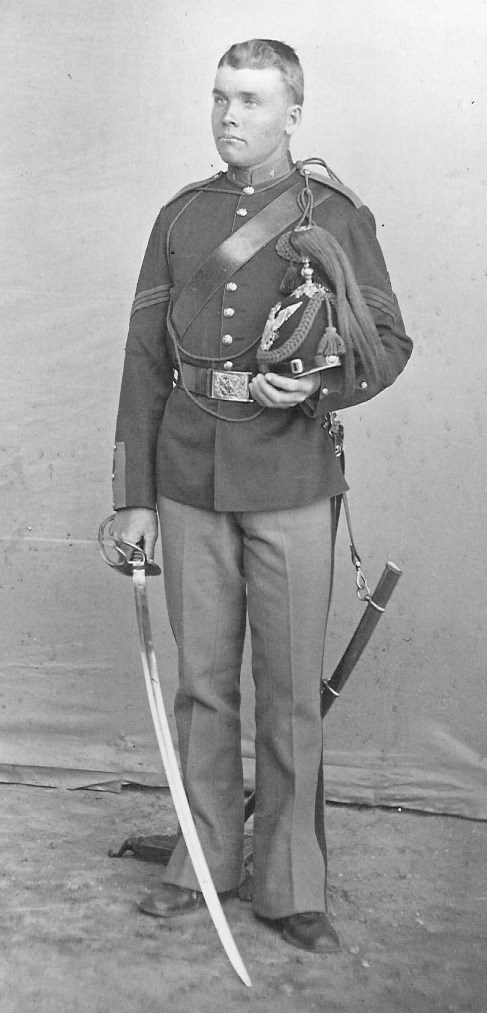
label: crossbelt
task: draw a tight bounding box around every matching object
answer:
[170,178,334,339]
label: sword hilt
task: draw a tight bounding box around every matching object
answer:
[98,514,162,576]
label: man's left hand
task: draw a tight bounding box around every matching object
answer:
[249,371,321,408]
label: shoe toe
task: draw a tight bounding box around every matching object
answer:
[138,885,203,918]
[281,912,341,953]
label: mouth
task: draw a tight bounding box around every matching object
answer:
[219,135,244,144]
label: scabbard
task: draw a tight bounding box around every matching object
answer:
[321,561,402,717]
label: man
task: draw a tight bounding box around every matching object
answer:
[110,39,412,953]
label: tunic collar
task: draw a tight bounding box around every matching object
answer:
[226,151,294,189]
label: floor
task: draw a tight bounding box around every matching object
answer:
[0,784,485,1013]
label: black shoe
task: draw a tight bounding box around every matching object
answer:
[280,911,340,953]
[138,883,237,918]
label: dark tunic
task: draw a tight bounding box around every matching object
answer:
[113,154,412,512]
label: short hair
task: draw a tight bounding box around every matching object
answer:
[218,39,304,106]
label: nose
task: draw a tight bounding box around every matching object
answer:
[221,100,238,126]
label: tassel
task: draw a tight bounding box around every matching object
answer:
[280,263,302,295]
[318,325,346,357]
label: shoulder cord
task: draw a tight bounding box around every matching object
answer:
[165,181,274,371]
[163,172,349,422]
[296,157,345,185]
[167,307,264,368]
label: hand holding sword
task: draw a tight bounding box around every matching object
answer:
[107,507,159,567]
[98,515,252,988]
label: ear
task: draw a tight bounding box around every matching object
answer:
[285,105,302,137]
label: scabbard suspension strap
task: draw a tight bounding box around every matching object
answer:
[328,412,385,613]
[342,492,385,613]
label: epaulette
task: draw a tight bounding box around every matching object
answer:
[164,171,224,209]
[296,158,364,209]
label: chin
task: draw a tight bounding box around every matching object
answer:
[228,156,253,168]
[218,150,247,168]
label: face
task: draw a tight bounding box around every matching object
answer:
[211,64,301,170]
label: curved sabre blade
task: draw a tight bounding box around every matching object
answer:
[132,565,251,988]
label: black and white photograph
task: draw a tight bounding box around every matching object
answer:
[1,1,486,1010]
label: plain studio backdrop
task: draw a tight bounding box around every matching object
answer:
[1,0,486,815]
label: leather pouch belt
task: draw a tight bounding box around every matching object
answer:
[177,363,254,402]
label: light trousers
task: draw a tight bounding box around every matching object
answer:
[157,494,335,919]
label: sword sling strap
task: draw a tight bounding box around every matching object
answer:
[328,419,377,608]
[170,178,334,338]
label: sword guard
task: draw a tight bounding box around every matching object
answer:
[98,515,162,576]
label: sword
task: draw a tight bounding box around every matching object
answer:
[98,518,251,988]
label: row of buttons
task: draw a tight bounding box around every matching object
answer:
[321,380,368,395]
[220,187,253,362]
[222,278,238,347]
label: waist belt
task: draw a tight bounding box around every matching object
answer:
[177,364,254,402]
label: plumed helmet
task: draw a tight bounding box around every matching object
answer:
[257,250,345,378]
[257,223,391,397]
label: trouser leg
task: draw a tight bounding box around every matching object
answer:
[157,496,246,892]
[239,499,334,919]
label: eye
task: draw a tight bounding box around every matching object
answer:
[244,99,257,108]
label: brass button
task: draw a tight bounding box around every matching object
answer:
[223,361,233,370]
[359,380,368,390]
[226,281,237,291]
[222,334,233,346]
[236,208,248,217]
[223,307,235,317]
[243,185,254,195]
[321,387,329,396]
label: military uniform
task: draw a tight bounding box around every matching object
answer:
[113,150,412,919]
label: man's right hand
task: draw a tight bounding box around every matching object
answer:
[108,508,158,562]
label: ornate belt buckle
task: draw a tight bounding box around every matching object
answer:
[211,370,253,402]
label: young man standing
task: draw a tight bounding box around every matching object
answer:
[109,39,412,952]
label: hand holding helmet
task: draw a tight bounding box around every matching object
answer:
[249,369,320,408]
